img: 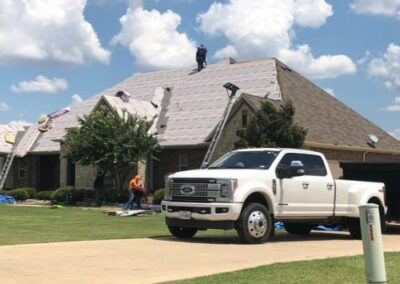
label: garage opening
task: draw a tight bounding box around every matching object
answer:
[340,162,400,221]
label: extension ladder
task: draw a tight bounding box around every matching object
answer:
[201,87,239,168]
[0,153,15,189]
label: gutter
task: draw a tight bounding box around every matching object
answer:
[305,141,400,155]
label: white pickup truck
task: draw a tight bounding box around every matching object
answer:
[161,148,387,244]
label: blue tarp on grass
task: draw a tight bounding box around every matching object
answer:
[0,195,16,204]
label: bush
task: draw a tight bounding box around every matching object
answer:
[50,186,75,203]
[15,187,36,199]
[74,188,95,202]
[153,188,165,205]
[36,191,54,200]
[105,189,129,203]
[4,188,29,201]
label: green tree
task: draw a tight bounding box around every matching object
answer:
[235,100,307,148]
[64,109,158,192]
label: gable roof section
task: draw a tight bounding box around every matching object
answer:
[236,61,400,153]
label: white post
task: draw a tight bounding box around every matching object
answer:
[359,204,387,284]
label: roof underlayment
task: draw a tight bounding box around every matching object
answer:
[23,58,280,153]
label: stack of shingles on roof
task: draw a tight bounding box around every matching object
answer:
[0,123,29,154]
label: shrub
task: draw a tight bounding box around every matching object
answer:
[16,187,36,199]
[50,186,75,203]
[153,188,165,205]
[74,188,95,202]
[106,189,129,203]
[36,191,54,200]
[5,189,29,201]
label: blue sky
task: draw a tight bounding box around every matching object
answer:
[0,0,400,139]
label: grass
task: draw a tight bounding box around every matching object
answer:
[0,204,235,245]
[174,252,400,284]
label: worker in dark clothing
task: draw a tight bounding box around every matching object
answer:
[196,44,208,71]
[94,171,106,206]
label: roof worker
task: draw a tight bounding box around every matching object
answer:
[196,44,208,72]
[127,175,147,210]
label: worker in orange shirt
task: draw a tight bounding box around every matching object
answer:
[127,175,146,210]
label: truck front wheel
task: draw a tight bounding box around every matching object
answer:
[236,203,272,244]
[168,226,198,239]
[284,223,313,235]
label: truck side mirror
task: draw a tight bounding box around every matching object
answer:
[276,161,305,179]
[276,165,290,179]
[290,160,305,177]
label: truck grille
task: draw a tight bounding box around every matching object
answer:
[170,178,221,203]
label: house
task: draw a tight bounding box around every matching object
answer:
[1,58,400,192]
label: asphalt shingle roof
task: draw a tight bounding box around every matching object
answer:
[241,60,400,152]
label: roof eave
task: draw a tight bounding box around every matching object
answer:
[305,141,400,155]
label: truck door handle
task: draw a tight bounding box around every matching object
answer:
[302,182,309,190]
[327,183,333,190]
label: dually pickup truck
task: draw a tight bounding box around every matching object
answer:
[161,148,387,244]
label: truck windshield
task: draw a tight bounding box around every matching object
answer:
[208,150,279,170]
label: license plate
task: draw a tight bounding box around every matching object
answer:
[178,211,191,220]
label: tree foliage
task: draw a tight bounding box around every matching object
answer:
[64,109,158,192]
[235,100,307,149]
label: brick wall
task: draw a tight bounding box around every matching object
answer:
[152,147,207,191]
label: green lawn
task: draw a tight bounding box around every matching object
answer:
[0,204,235,245]
[174,252,400,284]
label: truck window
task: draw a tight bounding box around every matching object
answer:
[277,153,327,176]
[298,154,327,176]
[209,151,279,169]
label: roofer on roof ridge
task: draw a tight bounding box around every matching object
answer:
[196,44,207,72]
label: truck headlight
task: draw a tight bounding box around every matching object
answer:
[164,178,172,200]
[218,178,237,202]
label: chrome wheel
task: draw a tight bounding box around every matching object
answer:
[247,210,267,238]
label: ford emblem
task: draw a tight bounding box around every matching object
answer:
[181,185,195,195]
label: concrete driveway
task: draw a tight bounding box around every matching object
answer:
[1,227,400,284]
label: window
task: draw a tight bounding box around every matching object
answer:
[209,151,279,170]
[241,110,248,127]
[17,159,26,179]
[179,154,189,171]
[300,154,327,176]
[277,153,327,176]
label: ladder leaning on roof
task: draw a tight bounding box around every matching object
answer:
[0,125,41,190]
[201,83,240,168]
[0,153,15,190]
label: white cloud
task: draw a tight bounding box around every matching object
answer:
[383,97,400,112]
[0,0,110,66]
[0,101,11,112]
[72,94,83,105]
[368,43,400,89]
[351,0,400,17]
[10,75,68,93]
[390,129,400,140]
[214,45,238,59]
[112,7,197,69]
[278,45,356,79]
[323,88,335,96]
[198,0,355,79]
